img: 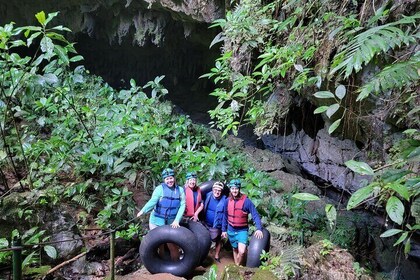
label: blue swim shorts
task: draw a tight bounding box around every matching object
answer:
[227,229,248,248]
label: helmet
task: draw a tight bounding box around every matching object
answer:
[228,179,241,188]
[162,168,175,179]
[185,172,197,180]
[212,181,224,191]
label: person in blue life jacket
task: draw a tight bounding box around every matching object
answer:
[183,172,204,222]
[137,168,186,260]
[221,179,263,266]
[203,181,227,263]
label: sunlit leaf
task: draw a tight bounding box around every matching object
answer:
[345,160,374,175]
[386,196,404,225]
[347,185,374,210]
[292,193,320,201]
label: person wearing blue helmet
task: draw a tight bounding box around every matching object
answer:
[183,171,204,222]
[221,179,263,266]
[137,168,186,260]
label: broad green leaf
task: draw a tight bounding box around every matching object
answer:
[44,245,57,259]
[404,237,411,255]
[54,45,69,65]
[113,162,131,173]
[35,11,46,25]
[345,160,374,175]
[0,150,6,161]
[407,146,420,161]
[380,229,403,238]
[314,91,334,99]
[45,12,59,26]
[386,196,404,225]
[325,204,337,229]
[347,185,374,210]
[326,103,340,118]
[387,183,410,201]
[69,55,84,62]
[40,37,54,54]
[314,106,329,114]
[393,231,408,246]
[328,118,341,134]
[22,251,37,268]
[381,169,411,183]
[292,193,320,201]
[335,85,346,99]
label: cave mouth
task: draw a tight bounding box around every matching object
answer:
[74,24,220,125]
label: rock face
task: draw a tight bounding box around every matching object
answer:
[262,127,371,192]
[0,0,223,46]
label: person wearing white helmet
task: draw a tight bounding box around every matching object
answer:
[203,181,227,262]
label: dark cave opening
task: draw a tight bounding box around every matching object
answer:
[73,22,221,124]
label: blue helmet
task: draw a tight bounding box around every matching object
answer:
[228,179,241,188]
[162,168,175,179]
[186,172,197,180]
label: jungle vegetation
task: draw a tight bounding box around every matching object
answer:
[0,0,419,278]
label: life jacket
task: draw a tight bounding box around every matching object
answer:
[204,193,226,228]
[154,183,181,220]
[184,186,202,217]
[227,194,248,227]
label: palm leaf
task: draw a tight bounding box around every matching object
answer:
[330,14,420,78]
[357,52,420,101]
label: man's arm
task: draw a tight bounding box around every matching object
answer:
[243,198,263,230]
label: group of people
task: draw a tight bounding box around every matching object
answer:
[137,168,264,266]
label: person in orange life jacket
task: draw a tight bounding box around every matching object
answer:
[137,168,186,260]
[183,172,203,222]
[203,181,227,263]
[221,179,263,266]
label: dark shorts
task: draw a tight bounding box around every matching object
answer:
[203,223,222,241]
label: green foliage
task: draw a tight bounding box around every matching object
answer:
[319,239,334,256]
[346,130,420,256]
[260,246,302,278]
[1,12,276,238]
[330,14,419,79]
[204,0,325,136]
[192,264,217,280]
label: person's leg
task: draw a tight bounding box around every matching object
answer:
[235,230,249,265]
[227,229,239,264]
[236,242,247,265]
[214,240,222,260]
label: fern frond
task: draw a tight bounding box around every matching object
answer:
[357,52,420,101]
[330,13,420,78]
[72,194,96,213]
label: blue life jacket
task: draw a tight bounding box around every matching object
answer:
[154,183,181,220]
[204,193,226,228]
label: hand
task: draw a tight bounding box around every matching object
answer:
[221,232,227,239]
[171,221,180,228]
[191,214,199,222]
[136,211,143,218]
[254,230,263,239]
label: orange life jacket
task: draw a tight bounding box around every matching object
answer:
[184,186,202,217]
[227,194,248,227]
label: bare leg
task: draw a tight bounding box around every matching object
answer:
[167,243,180,261]
[235,243,247,266]
[215,241,222,259]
